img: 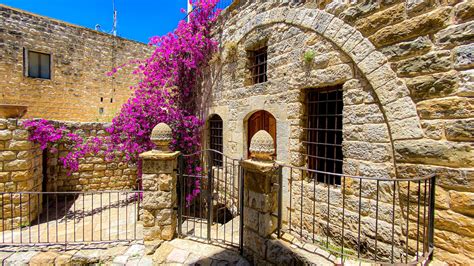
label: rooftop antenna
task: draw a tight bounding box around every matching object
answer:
[112,0,117,36]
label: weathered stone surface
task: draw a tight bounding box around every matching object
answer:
[343,141,392,163]
[450,191,474,216]
[395,51,451,76]
[406,0,432,14]
[339,1,379,23]
[29,252,58,265]
[435,21,474,48]
[417,97,474,119]
[435,210,474,237]
[0,130,12,140]
[0,151,16,161]
[454,1,474,23]
[370,7,451,47]
[406,71,459,102]
[459,69,474,96]
[355,3,404,35]
[394,139,474,168]
[4,159,30,171]
[454,43,474,70]
[445,119,474,141]
[381,36,432,61]
[421,120,444,140]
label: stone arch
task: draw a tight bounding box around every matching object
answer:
[226,7,423,142]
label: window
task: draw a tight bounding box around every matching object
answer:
[305,86,343,185]
[249,46,267,84]
[209,114,223,167]
[25,50,51,79]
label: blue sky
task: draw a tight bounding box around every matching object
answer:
[1,0,187,43]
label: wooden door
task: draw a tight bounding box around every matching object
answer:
[247,110,276,157]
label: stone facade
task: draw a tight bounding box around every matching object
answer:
[0,118,42,231]
[0,4,152,122]
[202,0,474,264]
[44,121,137,192]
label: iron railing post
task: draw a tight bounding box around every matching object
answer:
[428,175,436,261]
[239,160,244,255]
[207,152,213,243]
[277,165,283,238]
[177,155,183,238]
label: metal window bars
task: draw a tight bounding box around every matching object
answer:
[209,115,224,167]
[306,86,343,185]
[249,47,268,84]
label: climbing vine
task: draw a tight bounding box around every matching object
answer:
[23,0,220,200]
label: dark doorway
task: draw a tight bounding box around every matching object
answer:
[247,110,276,158]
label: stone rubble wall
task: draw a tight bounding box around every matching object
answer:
[0,4,153,122]
[0,119,42,231]
[44,121,137,192]
[203,0,474,264]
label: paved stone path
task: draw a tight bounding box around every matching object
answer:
[0,238,248,265]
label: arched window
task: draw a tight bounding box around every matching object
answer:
[247,110,276,158]
[209,114,223,166]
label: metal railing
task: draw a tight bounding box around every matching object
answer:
[275,163,436,264]
[0,190,143,248]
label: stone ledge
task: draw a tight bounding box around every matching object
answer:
[139,151,180,160]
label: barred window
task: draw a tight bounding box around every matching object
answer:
[305,86,343,185]
[209,114,223,166]
[25,50,51,79]
[249,46,267,84]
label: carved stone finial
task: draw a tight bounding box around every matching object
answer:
[150,123,172,152]
[249,130,275,161]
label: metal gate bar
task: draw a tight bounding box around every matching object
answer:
[177,149,243,250]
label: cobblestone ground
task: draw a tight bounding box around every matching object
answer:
[0,238,248,265]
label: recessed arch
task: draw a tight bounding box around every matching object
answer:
[246,110,276,158]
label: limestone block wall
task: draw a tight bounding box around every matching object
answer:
[0,4,153,122]
[44,121,137,192]
[0,119,42,231]
[202,0,474,264]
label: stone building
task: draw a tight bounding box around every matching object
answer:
[201,0,474,264]
[0,4,152,122]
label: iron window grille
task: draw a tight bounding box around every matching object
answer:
[305,86,343,185]
[209,114,223,166]
[249,46,268,84]
[24,50,51,79]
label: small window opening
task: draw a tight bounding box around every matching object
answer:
[100,97,104,102]
[305,86,343,185]
[249,46,267,84]
[26,50,51,79]
[110,98,113,103]
[99,107,104,115]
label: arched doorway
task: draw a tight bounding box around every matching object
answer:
[247,110,276,157]
[208,114,223,166]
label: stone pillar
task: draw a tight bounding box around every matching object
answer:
[139,123,179,241]
[242,130,280,263]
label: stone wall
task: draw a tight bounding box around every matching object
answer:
[202,0,474,264]
[0,118,42,231]
[0,4,153,122]
[44,121,137,192]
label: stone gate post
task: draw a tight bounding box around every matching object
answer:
[241,130,280,264]
[139,123,179,241]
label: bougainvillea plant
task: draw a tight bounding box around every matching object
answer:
[23,0,220,201]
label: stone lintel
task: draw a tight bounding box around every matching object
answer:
[241,159,278,174]
[139,151,180,161]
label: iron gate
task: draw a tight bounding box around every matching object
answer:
[177,149,243,251]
